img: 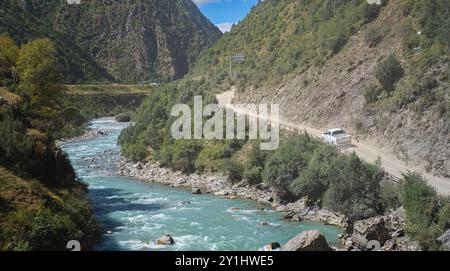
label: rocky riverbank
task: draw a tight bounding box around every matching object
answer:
[116,159,425,251]
[56,129,107,146]
[116,159,348,228]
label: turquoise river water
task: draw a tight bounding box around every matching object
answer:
[61,118,343,251]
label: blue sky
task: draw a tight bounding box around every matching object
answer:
[193,0,259,32]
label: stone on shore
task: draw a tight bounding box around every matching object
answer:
[214,191,229,196]
[281,230,331,251]
[262,242,281,251]
[156,234,175,245]
[352,216,390,250]
[438,229,450,251]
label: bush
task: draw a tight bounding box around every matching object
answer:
[401,173,450,250]
[379,180,402,210]
[263,135,319,198]
[323,153,384,220]
[223,159,244,183]
[243,166,264,185]
[376,55,405,90]
[365,27,386,47]
[289,145,336,202]
[363,83,383,104]
[361,0,386,23]
[171,140,203,174]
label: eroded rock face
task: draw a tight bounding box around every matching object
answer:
[281,230,331,251]
[352,216,390,250]
[438,229,450,251]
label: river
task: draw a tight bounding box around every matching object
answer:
[61,118,343,251]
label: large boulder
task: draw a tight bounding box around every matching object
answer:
[352,216,390,250]
[300,209,348,228]
[384,207,406,233]
[381,236,421,251]
[281,230,331,251]
[156,234,175,245]
[115,113,131,122]
[438,229,450,251]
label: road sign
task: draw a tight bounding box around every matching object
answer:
[231,54,245,63]
[229,53,245,79]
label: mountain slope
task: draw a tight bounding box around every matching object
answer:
[0,0,222,83]
[188,0,450,177]
[0,0,114,83]
[24,0,222,82]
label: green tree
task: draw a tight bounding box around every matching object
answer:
[323,153,383,220]
[16,38,63,111]
[0,35,19,85]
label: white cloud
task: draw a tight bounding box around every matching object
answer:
[192,0,222,6]
[216,22,234,33]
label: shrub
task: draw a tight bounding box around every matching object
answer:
[223,159,244,183]
[379,180,402,211]
[401,173,449,250]
[243,166,264,185]
[363,83,383,104]
[361,0,386,23]
[263,134,319,198]
[376,55,405,90]
[289,145,336,202]
[323,153,384,221]
[365,27,386,47]
[171,140,203,174]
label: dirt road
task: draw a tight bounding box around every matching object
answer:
[216,89,450,195]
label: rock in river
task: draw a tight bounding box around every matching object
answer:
[192,188,202,195]
[261,242,281,251]
[281,230,331,251]
[214,191,229,196]
[157,234,175,245]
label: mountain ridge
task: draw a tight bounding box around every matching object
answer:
[0,0,222,83]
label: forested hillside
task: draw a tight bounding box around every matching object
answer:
[0,0,113,83]
[0,0,222,83]
[187,0,449,176]
[0,36,98,250]
[0,0,221,83]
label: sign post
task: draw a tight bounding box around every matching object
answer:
[229,53,245,79]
